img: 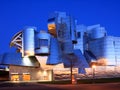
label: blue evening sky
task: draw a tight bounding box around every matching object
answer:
[0,0,120,54]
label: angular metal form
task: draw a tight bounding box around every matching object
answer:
[0,53,39,67]
[47,37,62,65]
[3,11,120,76]
[10,31,22,51]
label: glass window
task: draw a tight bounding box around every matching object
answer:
[77,32,81,38]
[113,41,115,46]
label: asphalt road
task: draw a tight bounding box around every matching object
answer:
[0,83,120,90]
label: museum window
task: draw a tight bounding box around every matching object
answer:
[61,43,64,51]
[104,32,107,36]
[113,41,115,46]
[77,32,81,38]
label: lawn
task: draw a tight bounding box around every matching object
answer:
[37,77,120,84]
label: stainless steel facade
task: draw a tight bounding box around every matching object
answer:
[23,27,36,57]
[2,11,120,74]
[74,25,86,54]
[84,25,120,66]
[35,31,50,55]
[88,36,116,65]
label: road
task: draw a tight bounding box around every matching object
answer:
[0,83,120,90]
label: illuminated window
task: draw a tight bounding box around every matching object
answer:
[11,73,19,81]
[22,73,30,81]
[48,18,57,37]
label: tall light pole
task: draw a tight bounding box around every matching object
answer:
[69,54,77,84]
[92,65,96,83]
[70,58,73,84]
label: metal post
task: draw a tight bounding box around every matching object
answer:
[70,59,73,84]
[92,67,95,83]
[92,65,96,84]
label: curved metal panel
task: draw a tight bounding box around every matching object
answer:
[90,27,106,39]
[88,36,116,65]
[0,53,39,67]
[35,32,50,55]
[23,27,36,57]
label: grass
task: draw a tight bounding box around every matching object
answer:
[0,77,120,86]
[37,77,120,84]
[37,80,71,84]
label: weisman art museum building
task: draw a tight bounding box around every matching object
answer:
[0,12,120,81]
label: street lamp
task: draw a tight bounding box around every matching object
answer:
[92,65,96,83]
[70,59,77,84]
[68,54,77,84]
